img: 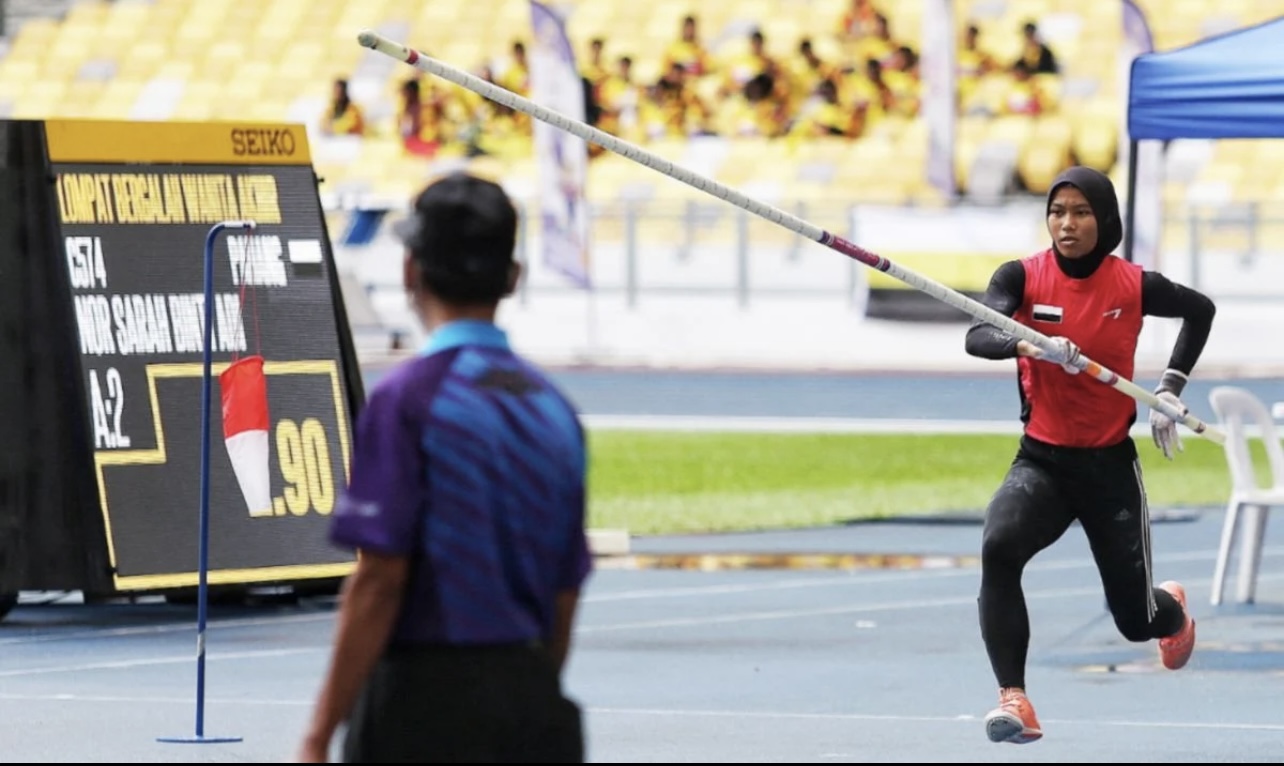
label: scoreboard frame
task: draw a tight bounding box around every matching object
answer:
[0,118,367,609]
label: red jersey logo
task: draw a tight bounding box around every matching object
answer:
[1014,250,1143,448]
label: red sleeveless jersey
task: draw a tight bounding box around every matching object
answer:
[1014,250,1144,448]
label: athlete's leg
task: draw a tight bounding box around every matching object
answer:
[979,450,1077,690]
[978,444,1076,744]
[1075,445,1193,667]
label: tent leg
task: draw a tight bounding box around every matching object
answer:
[1123,139,1139,263]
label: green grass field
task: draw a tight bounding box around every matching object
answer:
[586,430,1266,536]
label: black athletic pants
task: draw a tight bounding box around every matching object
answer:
[342,642,584,763]
[978,434,1187,690]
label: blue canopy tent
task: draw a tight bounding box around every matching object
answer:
[1123,15,1284,261]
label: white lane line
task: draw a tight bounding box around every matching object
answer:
[3,694,1279,735]
[0,692,310,706]
[0,647,325,677]
[0,612,335,647]
[589,706,1284,732]
[3,546,1277,649]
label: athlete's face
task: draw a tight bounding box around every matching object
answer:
[1046,185,1097,259]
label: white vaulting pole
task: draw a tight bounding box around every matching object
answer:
[355,30,1224,445]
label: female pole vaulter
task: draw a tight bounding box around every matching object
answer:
[963,165,1216,745]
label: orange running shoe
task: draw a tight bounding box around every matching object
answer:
[984,687,1043,744]
[1158,580,1196,670]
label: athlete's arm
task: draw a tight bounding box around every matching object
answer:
[964,260,1027,359]
[1141,271,1217,395]
[548,589,581,674]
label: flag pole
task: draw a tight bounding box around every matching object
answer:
[157,219,255,745]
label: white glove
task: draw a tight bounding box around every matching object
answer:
[1150,390,1187,460]
[1036,337,1082,374]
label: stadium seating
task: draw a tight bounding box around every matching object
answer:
[1,0,1283,219]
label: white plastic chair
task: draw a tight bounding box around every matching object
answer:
[1207,386,1284,605]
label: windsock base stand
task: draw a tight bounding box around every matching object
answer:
[158,220,256,746]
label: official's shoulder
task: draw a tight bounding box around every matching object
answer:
[365,351,458,406]
[516,357,583,417]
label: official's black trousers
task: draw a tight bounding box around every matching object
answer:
[978,434,1187,690]
[342,642,584,764]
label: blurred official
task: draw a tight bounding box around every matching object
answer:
[297,173,593,763]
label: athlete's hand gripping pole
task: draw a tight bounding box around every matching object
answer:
[355,30,1225,446]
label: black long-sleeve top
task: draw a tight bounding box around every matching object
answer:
[964,260,1216,391]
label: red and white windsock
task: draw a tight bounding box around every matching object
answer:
[220,355,272,518]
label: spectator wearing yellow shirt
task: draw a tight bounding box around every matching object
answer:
[788,79,859,139]
[497,41,530,94]
[582,38,610,94]
[787,39,839,103]
[853,13,896,69]
[839,58,894,135]
[957,24,997,110]
[642,62,714,139]
[495,41,531,132]
[663,15,712,78]
[597,55,644,142]
[717,73,788,138]
[882,45,921,118]
[321,78,365,136]
[837,0,882,40]
[1002,60,1052,116]
[454,65,529,159]
[720,29,781,100]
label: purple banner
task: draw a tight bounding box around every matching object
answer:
[528,1,591,289]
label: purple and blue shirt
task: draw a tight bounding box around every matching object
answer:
[330,320,592,646]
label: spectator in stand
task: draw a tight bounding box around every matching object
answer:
[397,78,461,158]
[882,44,921,117]
[1003,60,1052,116]
[597,55,644,143]
[717,72,789,138]
[321,78,365,136]
[723,28,780,94]
[840,57,893,136]
[582,38,610,94]
[1018,21,1058,75]
[786,38,840,109]
[642,62,714,139]
[957,23,998,111]
[662,15,712,78]
[853,12,897,69]
[787,78,859,139]
[837,0,882,40]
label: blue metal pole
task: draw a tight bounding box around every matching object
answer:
[159,219,253,746]
[194,221,223,739]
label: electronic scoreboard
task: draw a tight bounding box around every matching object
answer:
[0,119,365,610]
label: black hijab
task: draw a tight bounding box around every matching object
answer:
[1045,166,1123,278]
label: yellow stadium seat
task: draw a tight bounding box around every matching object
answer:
[114,42,172,80]
[9,71,67,114]
[1018,142,1071,194]
[61,0,111,28]
[988,114,1034,151]
[1072,122,1118,173]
